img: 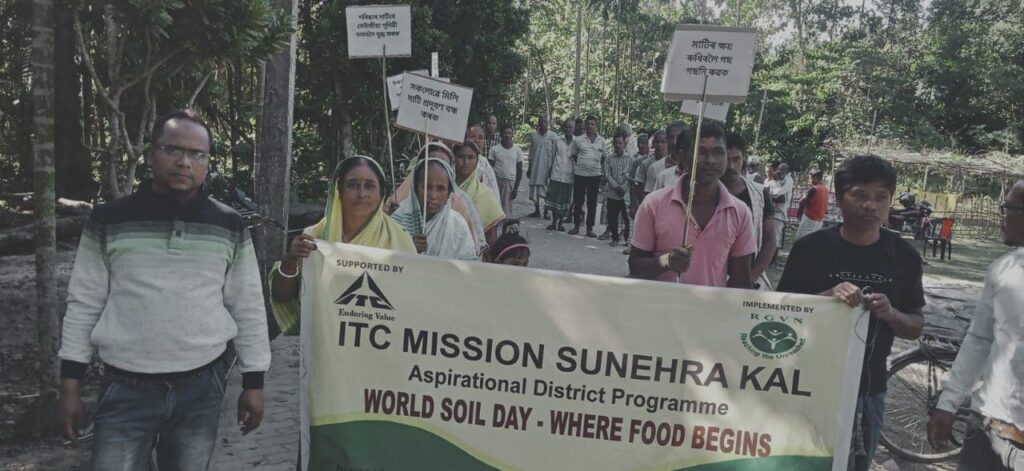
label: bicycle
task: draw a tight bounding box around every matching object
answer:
[206,162,307,238]
[879,315,972,463]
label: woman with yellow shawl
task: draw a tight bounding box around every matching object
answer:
[453,141,505,245]
[270,156,415,335]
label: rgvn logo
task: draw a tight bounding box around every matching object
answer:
[740,321,805,359]
[334,271,394,310]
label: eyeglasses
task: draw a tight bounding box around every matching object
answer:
[154,144,210,162]
[999,203,1024,214]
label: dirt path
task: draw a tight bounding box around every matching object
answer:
[0,191,990,469]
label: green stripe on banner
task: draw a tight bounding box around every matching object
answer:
[308,420,832,471]
[310,421,499,471]
[675,455,832,471]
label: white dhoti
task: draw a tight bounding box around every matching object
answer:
[794,216,824,242]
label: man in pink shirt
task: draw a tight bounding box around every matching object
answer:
[628,124,756,288]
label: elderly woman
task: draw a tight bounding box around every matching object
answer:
[391,159,478,260]
[452,141,505,246]
[387,142,487,254]
[270,156,415,335]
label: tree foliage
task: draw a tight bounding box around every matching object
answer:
[1,0,1022,205]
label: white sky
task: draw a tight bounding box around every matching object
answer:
[753,0,936,47]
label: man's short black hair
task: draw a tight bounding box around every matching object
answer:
[666,121,685,136]
[812,170,824,180]
[585,115,597,123]
[833,154,897,200]
[676,123,726,155]
[151,109,216,155]
[725,131,746,152]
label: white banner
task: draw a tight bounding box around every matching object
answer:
[395,73,473,142]
[299,243,867,471]
[661,25,758,103]
[680,100,731,122]
[345,5,412,58]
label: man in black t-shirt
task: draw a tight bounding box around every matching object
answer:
[777,154,925,471]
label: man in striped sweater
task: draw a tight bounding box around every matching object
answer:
[57,110,271,469]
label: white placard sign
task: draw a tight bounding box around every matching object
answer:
[386,69,428,111]
[680,100,730,122]
[661,25,758,103]
[431,52,439,77]
[345,5,412,58]
[395,73,473,142]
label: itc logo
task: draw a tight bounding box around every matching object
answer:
[334,271,395,310]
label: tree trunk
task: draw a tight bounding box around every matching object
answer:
[622,32,630,121]
[82,63,94,150]
[16,90,34,190]
[254,0,297,320]
[791,0,806,72]
[523,55,530,124]
[31,0,59,439]
[334,75,354,162]
[613,18,621,125]
[229,61,240,173]
[572,6,582,118]
[537,58,552,119]
[584,20,592,116]
[54,3,91,201]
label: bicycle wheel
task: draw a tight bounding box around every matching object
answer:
[880,348,967,463]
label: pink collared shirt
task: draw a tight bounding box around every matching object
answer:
[632,179,756,286]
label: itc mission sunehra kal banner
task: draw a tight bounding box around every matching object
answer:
[298,242,867,471]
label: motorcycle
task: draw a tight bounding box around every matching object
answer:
[205,162,310,238]
[888,192,934,239]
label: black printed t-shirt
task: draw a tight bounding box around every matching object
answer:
[777,225,925,396]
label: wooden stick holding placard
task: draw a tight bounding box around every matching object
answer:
[422,127,430,226]
[676,74,709,284]
[682,73,710,247]
[382,45,396,192]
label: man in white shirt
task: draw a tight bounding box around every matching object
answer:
[654,131,691,192]
[616,122,639,157]
[746,155,765,184]
[928,180,1024,471]
[545,118,576,231]
[654,160,684,191]
[568,115,606,237]
[527,114,559,218]
[465,124,503,200]
[643,131,673,194]
[488,127,524,217]
[766,162,794,251]
[484,115,501,157]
